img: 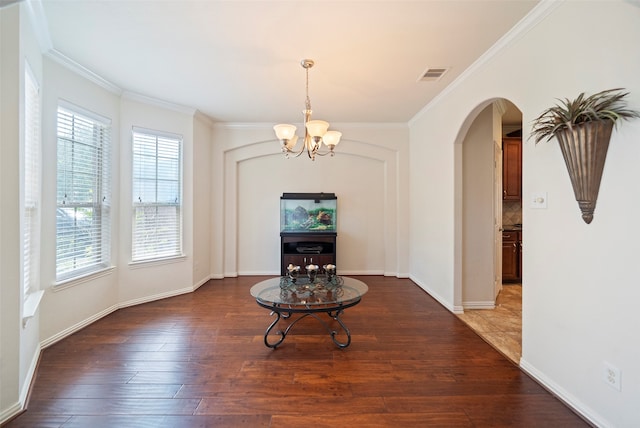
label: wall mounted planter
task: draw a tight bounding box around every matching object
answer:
[531,88,639,224]
[555,120,613,224]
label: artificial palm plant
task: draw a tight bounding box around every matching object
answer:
[530,88,639,224]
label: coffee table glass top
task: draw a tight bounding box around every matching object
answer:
[250,276,368,307]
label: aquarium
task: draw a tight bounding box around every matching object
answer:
[280,193,337,233]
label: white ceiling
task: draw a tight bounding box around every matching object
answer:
[37,0,538,124]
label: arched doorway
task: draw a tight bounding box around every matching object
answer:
[453,98,523,364]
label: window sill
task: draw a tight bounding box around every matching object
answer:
[23,290,45,328]
[53,265,116,292]
[129,254,186,269]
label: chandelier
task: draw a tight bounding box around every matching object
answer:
[273,59,342,160]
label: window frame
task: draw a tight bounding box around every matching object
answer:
[23,62,41,299]
[131,127,183,263]
[55,101,112,283]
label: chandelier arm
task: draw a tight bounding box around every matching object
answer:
[285,139,307,157]
[304,135,314,160]
[290,148,306,158]
[311,149,334,157]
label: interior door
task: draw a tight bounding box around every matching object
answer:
[494,138,503,297]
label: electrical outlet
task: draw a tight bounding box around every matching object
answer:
[603,361,621,391]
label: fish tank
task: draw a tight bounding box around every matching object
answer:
[280,193,337,233]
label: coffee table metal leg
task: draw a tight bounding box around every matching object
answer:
[326,309,351,348]
[264,310,286,348]
[263,309,351,349]
[264,311,309,348]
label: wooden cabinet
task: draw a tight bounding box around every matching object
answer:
[503,137,522,201]
[281,233,336,275]
[502,230,521,283]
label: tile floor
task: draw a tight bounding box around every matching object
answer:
[456,284,522,364]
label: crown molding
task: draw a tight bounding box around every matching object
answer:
[25,0,53,52]
[121,91,196,116]
[213,122,407,130]
[194,110,218,127]
[409,0,563,126]
[45,49,122,95]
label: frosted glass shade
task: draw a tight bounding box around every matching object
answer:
[305,120,329,138]
[322,130,342,147]
[273,124,297,140]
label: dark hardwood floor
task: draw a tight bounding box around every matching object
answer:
[5,276,589,427]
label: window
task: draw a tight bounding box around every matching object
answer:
[132,128,182,262]
[56,103,111,282]
[23,64,40,297]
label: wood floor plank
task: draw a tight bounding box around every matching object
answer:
[30,383,182,399]
[5,276,589,427]
[195,395,387,416]
[272,412,474,428]
[26,398,201,416]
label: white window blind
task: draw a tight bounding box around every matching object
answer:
[23,65,41,297]
[56,104,111,281]
[132,129,182,262]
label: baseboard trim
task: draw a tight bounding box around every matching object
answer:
[340,270,385,276]
[519,358,606,427]
[237,270,280,276]
[409,275,456,313]
[118,285,194,309]
[193,276,210,290]
[462,300,496,310]
[40,304,119,349]
[0,401,23,425]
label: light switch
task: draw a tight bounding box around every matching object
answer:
[531,192,547,209]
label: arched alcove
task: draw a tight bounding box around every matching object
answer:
[215,134,408,277]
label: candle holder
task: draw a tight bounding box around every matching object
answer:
[306,264,319,282]
[287,264,300,283]
[323,263,336,280]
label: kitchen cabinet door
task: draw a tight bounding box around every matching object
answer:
[502,231,520,282]
[503,138,522,201]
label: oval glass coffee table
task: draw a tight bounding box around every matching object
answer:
[250,276,368,349]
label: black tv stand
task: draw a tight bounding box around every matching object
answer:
[280,232,336,275]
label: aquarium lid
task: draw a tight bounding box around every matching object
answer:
[281,192,336,201]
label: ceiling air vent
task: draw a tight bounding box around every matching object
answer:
[419,67,449,82]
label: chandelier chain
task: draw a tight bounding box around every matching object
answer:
[305,65,311,112]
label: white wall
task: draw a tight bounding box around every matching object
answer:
[193,112,212,286]
[461,104,496,308]
[409,1,640,426]
[0,2,48,420]
[212,124,410,278]
[1,3,23,419]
